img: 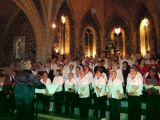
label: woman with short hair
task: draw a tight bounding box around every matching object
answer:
[78,70,90,119]
[52,69,64,114]
[106,70,124,120]
[126,66,143,120]
[144,68,160,120]
[64,72,76,115]
[15,59,46,120]
[92,68,107,119]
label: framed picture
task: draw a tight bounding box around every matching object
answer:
[13,36,25,59]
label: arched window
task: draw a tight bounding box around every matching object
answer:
[136,4,157,56]
[84,27,96,57]
[59,16,70,55]
[53,1,75,56]
[139,18,150,56]
[85,29,93,57]
[109,27,126,57]
[54,15,71,55]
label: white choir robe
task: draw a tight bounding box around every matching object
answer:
[84,71,94,84]
[40,78,51,85]
[35,84,58,95]
[74,75,81,93]
[116,69,124,83]
[126,72,143,96]
[62,65,68,81]
[106,77,124,99]
[92,76,106,97]
[52,76,64,92]
[39,78,52,94]
[89,63,95,73]
[102,73,108,82]
[65,78,76,92]
[62,65,76,81]
[78,77,90,98]
[51,63,58,76]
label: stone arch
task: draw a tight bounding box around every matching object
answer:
[54,1,75,56]
[79,10,101,57]
[4,11,36,61]
[53,0,75,22]
[11,0,45,61]
[105,15,131,56]
[135,2,157,54]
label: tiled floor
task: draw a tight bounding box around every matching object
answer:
[0,100,146,120]
[0,113,89,120]
[0,112,146,120]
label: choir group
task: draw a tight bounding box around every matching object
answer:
[0,52,160,120]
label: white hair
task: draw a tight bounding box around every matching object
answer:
[20,59,32,70]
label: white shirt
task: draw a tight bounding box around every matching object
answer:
[65,78,76,92]
[74,75,81,93]
[92,76,106,97]
[63,65,76,81]
[102,73,108,82]
[62,65,68,81]
[84,72,94,84]
[52,76,64,92]
[51,63,58,75]
[89,63,95,73]
[40,78,51,85]
[126,72,143,96]
[106,78,124,99]
[78,77,90,98]
[116,69,124,83]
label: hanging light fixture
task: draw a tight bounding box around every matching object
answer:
[114,27,121,35]
[143,18,149,27]
[61,15,66,24]
[51,23,56,29]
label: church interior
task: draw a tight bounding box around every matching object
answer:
[0,0,160,120]
[0,0,160,64]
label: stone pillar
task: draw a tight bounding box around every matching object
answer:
[37,25,53,63]
[100,29,106,52]
[74,23,80,57]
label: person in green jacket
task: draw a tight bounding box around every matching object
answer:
[14,59,46,120]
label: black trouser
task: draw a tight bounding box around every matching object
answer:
[0,92,2,114]
[79,97,90,119]
[65,92,75,115]
[128,95,142,120]
[39,95,50,112]
[93,95,106,118]
[74,93,79,107]
[54,92,63,114]
[1,93,14,116]
[146,94,160,120]
[16,102,34,120]
[109,98,121,120]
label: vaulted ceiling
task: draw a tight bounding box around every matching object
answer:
[0,0,20,30]
[0,0,160,30]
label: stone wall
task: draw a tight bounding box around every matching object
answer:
[4,11,36,62]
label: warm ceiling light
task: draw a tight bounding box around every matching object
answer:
[61,16,66,24]
[143,18,149,27]
[114,27,121,35]
[52,23,56,29]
